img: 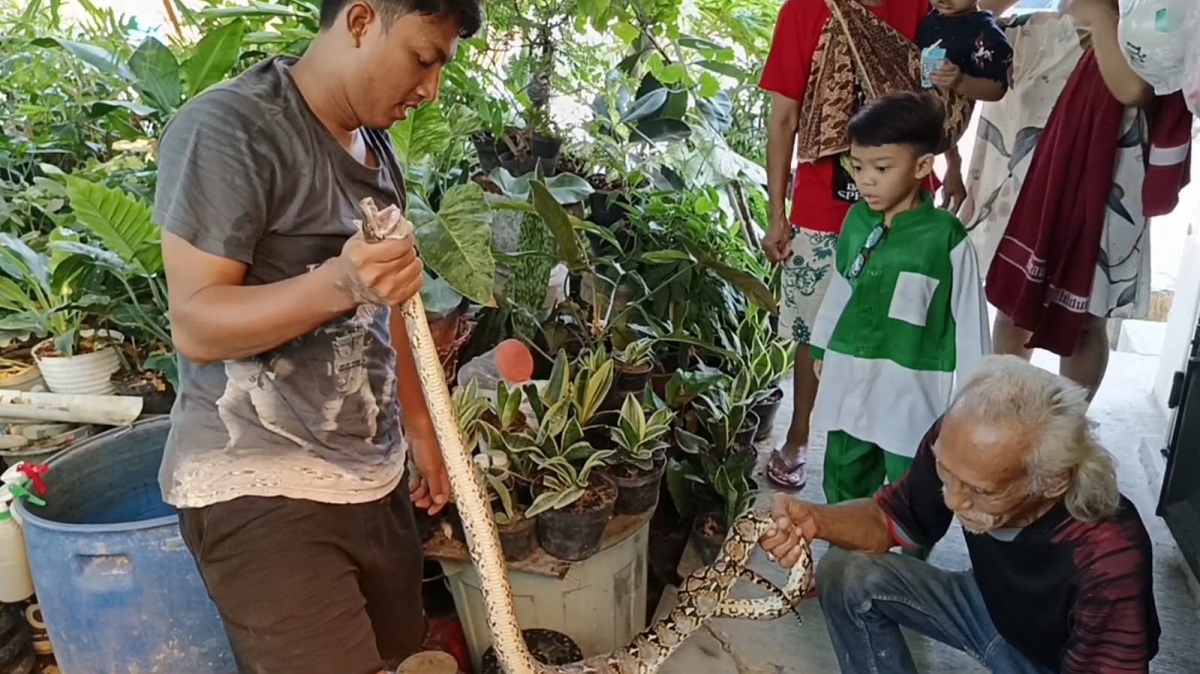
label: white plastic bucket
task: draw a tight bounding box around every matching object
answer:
[32,330,124,396]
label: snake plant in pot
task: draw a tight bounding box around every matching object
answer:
[475,443,537,562]
[510,350,618,561]
[731,309,795,442]
[612,337,656,395]
[601,393,674,515]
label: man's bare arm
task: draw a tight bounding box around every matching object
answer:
[810,498,897,554]
[766,94,801,224]
[164,232,357,365]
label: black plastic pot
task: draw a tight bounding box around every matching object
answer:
[734,411,760,449]
[752,387,785,442]
[413,508,436,544]
[498,515,537,562]
[583,410,619,449]
[614,362,653,397]
[691,511,727,566]
[588,190,629,228]
[605,459,666,516]
[535,472,617,561]
[480,628,583,673]
[472,134,503,173]
[112,372,176,417]
[500,132,563,177]
[444,504,466,543]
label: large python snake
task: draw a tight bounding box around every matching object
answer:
[358,197,814,673]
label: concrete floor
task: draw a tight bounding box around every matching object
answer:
[657,349,1200,673]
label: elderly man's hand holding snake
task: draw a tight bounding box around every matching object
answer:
[760,493,818,569]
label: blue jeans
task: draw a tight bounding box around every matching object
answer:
[817,547,1055,674]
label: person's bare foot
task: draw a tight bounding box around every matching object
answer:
[766,446,808,490]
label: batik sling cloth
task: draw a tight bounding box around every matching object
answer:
[796,0,973,163]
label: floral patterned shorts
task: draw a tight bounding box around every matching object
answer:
[778,227,839,345]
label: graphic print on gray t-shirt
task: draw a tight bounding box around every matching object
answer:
[153,56,411,508]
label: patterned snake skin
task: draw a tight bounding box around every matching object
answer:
[797,0,973,162]
[358,197,814,673]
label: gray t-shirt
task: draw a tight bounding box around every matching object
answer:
[153,56,410,509]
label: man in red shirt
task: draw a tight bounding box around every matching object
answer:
[759,0,969,490]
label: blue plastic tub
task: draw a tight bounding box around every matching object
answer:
[13,417,234,673]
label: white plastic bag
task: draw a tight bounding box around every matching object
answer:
[1185,24,1200,117]
[1117,0,1199,95]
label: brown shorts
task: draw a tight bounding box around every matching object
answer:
[178,487,426,674]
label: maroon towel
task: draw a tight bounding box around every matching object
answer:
[1143,92,1193,218]
[986,49,1124,357]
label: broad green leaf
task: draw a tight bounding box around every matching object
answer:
[640,250,694,264]
[613,22,640,44]
[621,89,668,124]
[531,181,587,273]
[183,19,246,96]
[678,36,725,52]
[128,38,183,113]
[31,37,135,81]
[543,173,594,205]
[632,119,691,144]
[658,64,687,84]
[89,100,157,117]
[390,101,452,166]
[419,273,464,316]
[695,59,747,80]
[65,176,162,274]
[409,184,496,307]
[686,243,778,314]
[697,72,722,98]
[0,234,49,288]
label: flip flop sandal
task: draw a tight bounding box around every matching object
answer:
[766,448,808,490]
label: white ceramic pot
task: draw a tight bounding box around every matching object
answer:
[31,330,124,395]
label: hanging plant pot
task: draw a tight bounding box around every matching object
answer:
[734,411,760,450]
[691,510,727,566]
[752,387,785,442]
[480,628,583,674]
[535,472,617,561]
[496,513,537,562]
[603,458,666,516]
[111,370,176,417]
[31,330,124,396]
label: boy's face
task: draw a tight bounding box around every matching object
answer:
[848,143,934,214]
[932,0,978,16]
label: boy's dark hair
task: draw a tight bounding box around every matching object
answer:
[320,0,482,38]
[847,91,948,156]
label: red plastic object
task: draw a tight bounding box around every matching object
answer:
[423,616,472,673]
[17,464,48,496]
[494,339,534,384]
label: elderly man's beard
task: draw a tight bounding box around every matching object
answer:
[943,487,1006,533]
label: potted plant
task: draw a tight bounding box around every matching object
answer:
[690,451,759,564]
[475,445,537,562]
[0,234,122,395]
[731,309,796,441]
[524,448,617,562]
[510,351,618,561]
[601,393,674,515]
[612,337,655,395]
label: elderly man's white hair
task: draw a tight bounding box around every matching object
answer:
[950,355,1120,522]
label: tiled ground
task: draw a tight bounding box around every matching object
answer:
[656,349,1200,673]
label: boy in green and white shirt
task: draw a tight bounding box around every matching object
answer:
[809,91,991,509]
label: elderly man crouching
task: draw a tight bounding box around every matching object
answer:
[761,355,1160,674]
